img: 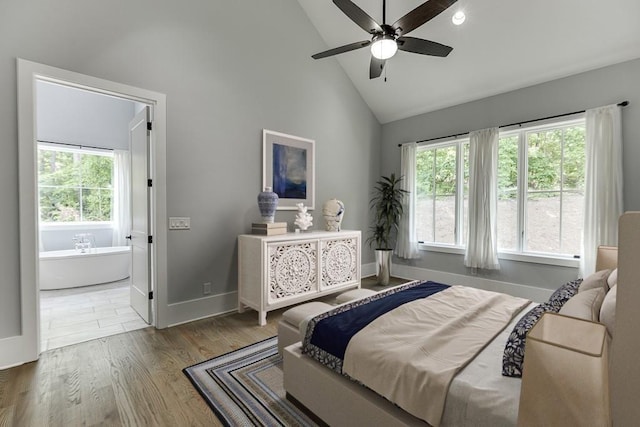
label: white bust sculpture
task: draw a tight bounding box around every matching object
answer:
[323,199,345,231]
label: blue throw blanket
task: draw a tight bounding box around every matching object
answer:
[302,280,449,373]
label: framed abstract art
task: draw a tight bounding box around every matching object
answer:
[262,129,315,210]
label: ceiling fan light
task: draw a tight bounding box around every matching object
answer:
[371,36,397,60]
[452,11,466,25]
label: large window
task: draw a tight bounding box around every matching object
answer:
[497,120,585,256]
[416,140,468,246]
[415,118,585,259]
[38,144,113,223]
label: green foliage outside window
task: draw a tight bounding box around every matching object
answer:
[417,126,585,201]
[416,145,459,197]
[38,147,113,222]
[499,126,585,199]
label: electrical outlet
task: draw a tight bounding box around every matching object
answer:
[203,282,212,295]
[169,217,191,230]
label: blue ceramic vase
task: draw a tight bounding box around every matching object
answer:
[257,187,279,223]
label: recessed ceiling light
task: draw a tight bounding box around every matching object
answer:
[452,11,466,26]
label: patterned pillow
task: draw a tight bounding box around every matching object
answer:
[502,302,559,377]
[547,278,583,309]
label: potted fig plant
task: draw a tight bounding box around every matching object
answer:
[366,173,407,285]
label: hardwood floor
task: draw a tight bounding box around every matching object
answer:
[361,275,410,290]
[0,309,280,426]
[0,276,409,426]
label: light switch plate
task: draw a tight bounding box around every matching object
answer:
[169,217,191,230]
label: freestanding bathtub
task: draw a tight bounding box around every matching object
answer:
[39,246,131,290]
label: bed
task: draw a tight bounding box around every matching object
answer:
[282,245,620,427]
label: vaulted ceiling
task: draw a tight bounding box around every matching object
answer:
[297,0,640,124]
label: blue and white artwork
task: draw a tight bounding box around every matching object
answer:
[263,129,314,210]
[272,143,307,199]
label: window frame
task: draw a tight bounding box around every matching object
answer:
[415,137,469,248]
[37,143,114,225]
[415,115,585,267]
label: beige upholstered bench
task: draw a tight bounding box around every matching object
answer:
[277,288,377,355]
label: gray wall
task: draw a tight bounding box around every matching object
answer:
[0,0,380,338]
[37,80,136,150]
[381,58,640,291]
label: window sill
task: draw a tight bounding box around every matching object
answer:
[497,251,579,268]
[417,244,580,268]
[418,243,465,255]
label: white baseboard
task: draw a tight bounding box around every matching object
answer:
[391,264,553,302]
[165,262,553,329]
[0,335,37,370]
[166,291,238,327]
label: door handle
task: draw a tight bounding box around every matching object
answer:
[125,235,132,240]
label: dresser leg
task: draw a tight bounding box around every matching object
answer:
[259,311,267,326]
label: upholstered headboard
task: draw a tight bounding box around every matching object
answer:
[596,245,618,272]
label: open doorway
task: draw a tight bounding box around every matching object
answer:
[36,81,148,351]
[13,59,168,367]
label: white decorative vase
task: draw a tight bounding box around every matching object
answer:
[322,199,345,231]
[257,187,279,223]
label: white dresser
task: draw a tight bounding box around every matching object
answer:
[238,230,361,325]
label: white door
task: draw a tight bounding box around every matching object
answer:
[129,106,152,323]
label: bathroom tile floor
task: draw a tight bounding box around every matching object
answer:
[40,279,149,351]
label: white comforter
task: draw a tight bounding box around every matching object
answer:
[441,301,538,427]
[342,286,530,427]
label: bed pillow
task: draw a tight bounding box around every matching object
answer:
[547,278,583,310]
[600,284,617,337]
[578,269,611,293]
[559,287,606,322]
[502,302,559,378]
[607,268,618,288]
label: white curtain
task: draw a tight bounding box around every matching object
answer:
[581,104,623,276]
[465,128,500,270]
[112,150,131,247]
[395,142,420,259]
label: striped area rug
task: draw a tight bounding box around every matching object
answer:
[183,337,318,427]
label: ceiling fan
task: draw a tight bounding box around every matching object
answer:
[312,0,457,79]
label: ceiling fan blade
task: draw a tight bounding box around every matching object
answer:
[333,0,382,34]
[397,36,453,57]
[370,56,386,79]
[312,40,371,59]
[392,0,458,37]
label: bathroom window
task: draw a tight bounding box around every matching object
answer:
[38,144,113,223]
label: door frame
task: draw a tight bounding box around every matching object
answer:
[13,58,168,367]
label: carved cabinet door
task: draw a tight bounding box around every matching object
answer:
[320,237,358,290]
[267,240,318,304]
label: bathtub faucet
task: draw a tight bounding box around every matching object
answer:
[73,233,93,253]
